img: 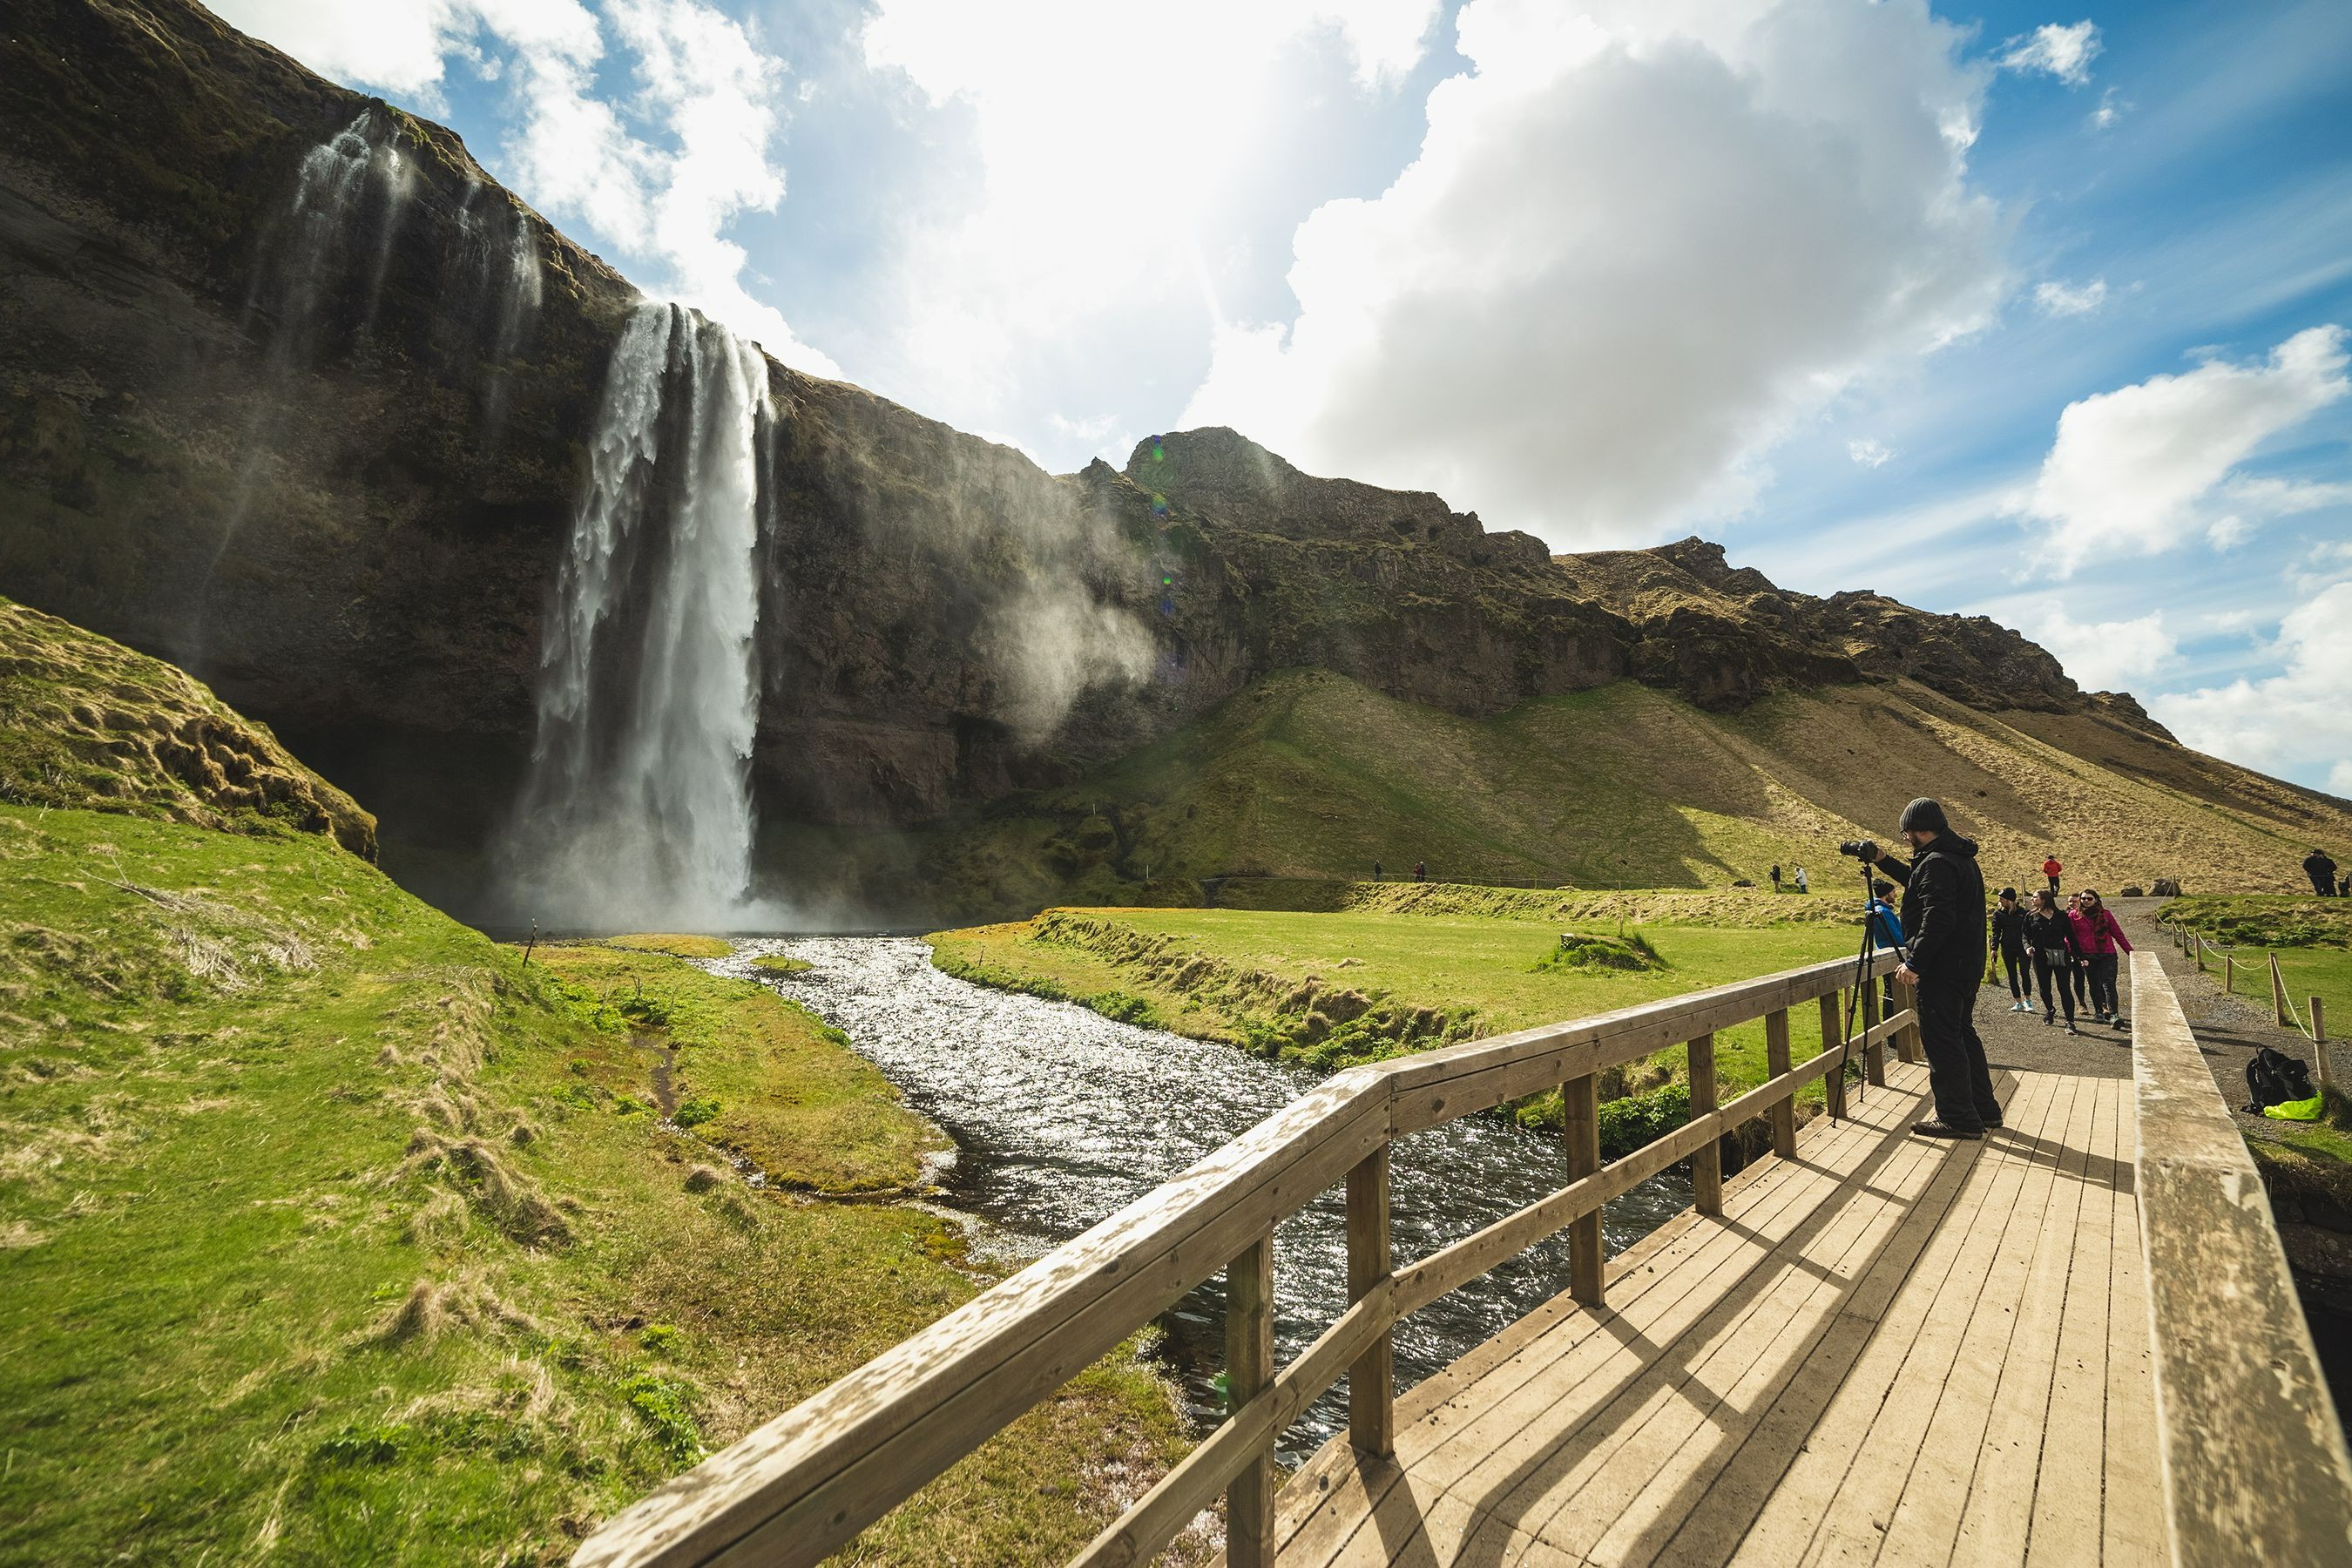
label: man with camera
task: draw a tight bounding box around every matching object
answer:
[1842,797,2003,1139]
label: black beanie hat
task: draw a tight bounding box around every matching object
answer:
[1899,796,1950,834]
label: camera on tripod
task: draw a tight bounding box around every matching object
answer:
[1836,839,1878,862]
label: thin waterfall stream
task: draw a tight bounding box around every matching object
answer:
[709,936,1694,1459]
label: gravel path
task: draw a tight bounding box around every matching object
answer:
[2116,897,2346,1145]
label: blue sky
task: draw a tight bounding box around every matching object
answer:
[213,1,2352,794]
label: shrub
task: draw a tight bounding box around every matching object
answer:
[673,1096,720,1128]
[1596,1081,1691,1162]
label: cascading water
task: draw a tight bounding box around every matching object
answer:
[501,301,776,929]
[253,109,413,370]
[452,179,542,438]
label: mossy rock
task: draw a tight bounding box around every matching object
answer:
[1534,930,1666,974]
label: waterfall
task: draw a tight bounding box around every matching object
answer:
[256,110,412,368]
[501,301,775,929]
[452,180,543,439]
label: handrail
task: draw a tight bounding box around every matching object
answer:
[574,946,1914,1568]
[2129,953,2352,1561]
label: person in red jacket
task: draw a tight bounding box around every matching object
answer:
[2068,889,2133,1026]
[2041,854,2063,894]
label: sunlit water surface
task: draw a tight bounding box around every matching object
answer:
[710,936,1693,1456]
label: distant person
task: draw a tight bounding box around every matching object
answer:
[1794,865,1808,894]
[2306,848,2340,897]
[2024,889,2085,1035]
[1373,861,1382,882]
[1990,888,2031,1012]
[2342,875,2351,898]
[2069,889,2133,1027]
[1414,861,1426,883]
[1771,863,1783,892]
[1868,879,1904,1015]
[2042,854,2063,895]
[1868,797,2002,1139]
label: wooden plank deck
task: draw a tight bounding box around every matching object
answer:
[1260,1064,2165,1567]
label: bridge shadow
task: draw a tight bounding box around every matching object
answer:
[1298,1069,2124,1565]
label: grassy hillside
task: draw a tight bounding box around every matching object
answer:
[0,609,1194,1565]
[866,669,2352,921]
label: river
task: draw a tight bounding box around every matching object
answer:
[708,936,1693,1457]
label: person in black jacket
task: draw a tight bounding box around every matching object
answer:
[2307,848,2340,898]
[2024,888,2084,1034]
[1870,797,2003,1139]
[1990,888,2031,1012]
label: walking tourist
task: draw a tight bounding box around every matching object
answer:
[1771,863,1782,892]
[2070,889,2132,1027]
[1372,861,1382,882]
[2065,893,2093,1010]
[1990,888,2031,1012]
[2024,889,2084,1034]
[1794,865,1808,894]
[1869,798,2002,1140]
[2042,853,2063,894]
[2307,847,2340,897]
[1414,861,1425,883]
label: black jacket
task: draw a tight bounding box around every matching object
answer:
[2024,909,2084,959]
[1990,903,2028,957]
[1874,834,1986,983]
[2309,852,2339,882]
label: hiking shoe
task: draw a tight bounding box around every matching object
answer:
[2112,1016,2128,1030]
[2042,1012,2055,1025]
[2065,1024,2081,1036]
[1913,1119,1984,1140]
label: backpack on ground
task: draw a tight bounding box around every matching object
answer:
[2244,1046,2315,1112]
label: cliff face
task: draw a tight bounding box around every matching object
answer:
[0,0,2170,916]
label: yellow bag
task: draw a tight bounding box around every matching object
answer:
[2263,1093,2325,1122]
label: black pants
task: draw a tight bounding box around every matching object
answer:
[2088,953,2121,1017]
[2070,958,2091,1007]
[1915,976,2002,1132]
[2047,875,2060,894]
[1998,947,2029,1000]
[2031,949,2075,1023]
[2313,875,2335,898]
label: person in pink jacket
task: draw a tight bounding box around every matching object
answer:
[2068,889,2132,1027]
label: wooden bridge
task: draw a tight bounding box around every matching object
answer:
[577,951,2352,1567]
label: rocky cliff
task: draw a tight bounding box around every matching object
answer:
[0,0,2181,918]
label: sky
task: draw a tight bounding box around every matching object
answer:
[211,0,2352,795]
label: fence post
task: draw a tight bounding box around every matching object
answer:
[2225,954,2234,994]
[1225,1232,1275,1568]
[2273,955,2291,1027]
[1344,1146,1395,1456]
[1895,976,1923,1067]
[1765,1008,1797,1159]
[1562,1071,1604,1306]
[2317,997,2334,1097]
[1821,992,1847,1121]
[1690,1032,1720,1216]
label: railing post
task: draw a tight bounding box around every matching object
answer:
[1689,1032,1720,1216]
[1225,1232,1274,1568]
[1562,1071,1604,1306]
[1821,991,1847,1120]
[1344,1146,1395,1456]
[2225,953,2234,994]
[1862,976,1887,1085]
[2273,955,2290,1027]
[1894,976,1922,1066]
[1765,1008,1797,1159]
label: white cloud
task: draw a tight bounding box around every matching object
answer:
[2156,580,2352,796]
[2087,86,2127,130]
[2032,605,2177,691]
[2206,515,2250,551]
[1848,438,1895,469]
[852,0,1438,442]
[1179,0,2004,546]
[2015,324,2350,575]
[2033,277,2107,317]
[210,0,836,373]
[2000,21,2101,87]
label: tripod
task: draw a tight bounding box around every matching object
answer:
[1831,858,1906,1124]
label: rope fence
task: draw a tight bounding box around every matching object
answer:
[2161,920,2334,1094]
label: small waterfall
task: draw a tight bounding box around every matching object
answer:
[254,109,413,368]
[451,180,543,438]
[502,302,776,929]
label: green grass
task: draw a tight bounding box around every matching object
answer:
[2166,895,2352,1039]
[0,806,1193,1565]
[930,903,1862,1132]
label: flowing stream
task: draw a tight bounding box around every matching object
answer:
[712,936,1693,1458]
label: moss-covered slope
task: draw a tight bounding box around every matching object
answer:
[0,593,376,855]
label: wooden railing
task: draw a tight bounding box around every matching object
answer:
[573,949,1921,1568]
[2128,953,2352,1561]
[2164,923,2336,1094]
